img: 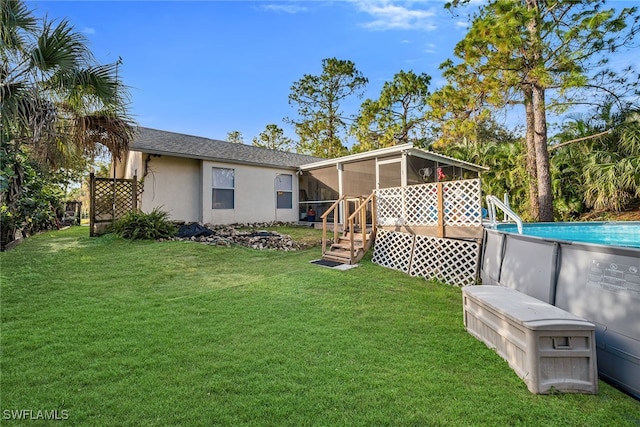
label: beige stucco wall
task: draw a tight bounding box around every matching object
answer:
[116,151,301,224]
[202,161,299,225]
[141,155,201,223]
[113,150,142,179]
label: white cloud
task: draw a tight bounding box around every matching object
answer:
[423,43,437,54]
[353,1,438,31]
[81,27,96,35]
[454,20,468,29]
[261,4,308,14]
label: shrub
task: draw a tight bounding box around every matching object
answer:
[110,208,177,240]
[1,156,65,248]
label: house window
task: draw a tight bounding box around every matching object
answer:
[212,167,234,209]
[275,174,292,209]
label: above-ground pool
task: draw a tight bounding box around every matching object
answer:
[497,221,640,248]
[481,221,640,398]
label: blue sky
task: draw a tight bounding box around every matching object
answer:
[27,1,639,145]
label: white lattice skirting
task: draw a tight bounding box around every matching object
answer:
[372,229,480,286]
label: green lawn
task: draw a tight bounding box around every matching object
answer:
[1,227,638,426]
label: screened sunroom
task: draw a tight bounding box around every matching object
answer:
[297,143,487,223]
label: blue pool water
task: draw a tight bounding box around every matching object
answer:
[496,221,640,248]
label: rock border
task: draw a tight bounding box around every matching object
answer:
[165,222,311,251]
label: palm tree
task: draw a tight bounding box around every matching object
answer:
[582,106,640,211]
[549,143,587,220]
[436,118,531,220]
[1,0,135,243]
[550,104,640,213]
[548,114,593,219]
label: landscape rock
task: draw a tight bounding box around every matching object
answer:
[170,222,307,251]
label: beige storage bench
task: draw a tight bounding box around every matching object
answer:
[462,285,598,394]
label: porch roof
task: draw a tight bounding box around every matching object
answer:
[299,143,488,172]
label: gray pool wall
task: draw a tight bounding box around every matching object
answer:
[481,227,640,398]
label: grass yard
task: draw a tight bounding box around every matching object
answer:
[1,227,639,426]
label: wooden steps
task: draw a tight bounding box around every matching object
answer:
[319,193,377,266]
[322,232,373,265]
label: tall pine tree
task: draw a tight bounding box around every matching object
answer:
[351,70,432,152]
[431,0,639,221]
[286,58,367,158]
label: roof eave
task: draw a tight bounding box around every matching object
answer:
[129,147,300,170]
[299,143,488,172]
[405,148,489,172]
[300,143,414,170]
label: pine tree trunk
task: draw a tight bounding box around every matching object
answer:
[525,0,553,222]
[523,85,539,221]
[532,84,554,221]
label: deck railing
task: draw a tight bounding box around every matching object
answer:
[375,178,482,236]
[344,193,376,263]
[320,196,345,256]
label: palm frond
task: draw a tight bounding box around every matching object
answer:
[0,0,37,52]
[30,17,91,74]
[72,114,136,160]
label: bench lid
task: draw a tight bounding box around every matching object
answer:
[463,285,595,330]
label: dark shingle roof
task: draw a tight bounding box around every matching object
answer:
[131,127,322,169]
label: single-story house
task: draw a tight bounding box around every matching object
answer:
[114,127,487,225]
[114,127,322,224]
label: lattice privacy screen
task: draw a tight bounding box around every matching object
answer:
[372,229,480,286]
[90,175,142,236]
[93,178,139,220]
[375,178,482,227]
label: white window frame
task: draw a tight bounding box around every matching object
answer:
[212,167,235,209]
[275,174,293,209]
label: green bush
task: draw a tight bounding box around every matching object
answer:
[1,153,65,248]
[110,208,177,240]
